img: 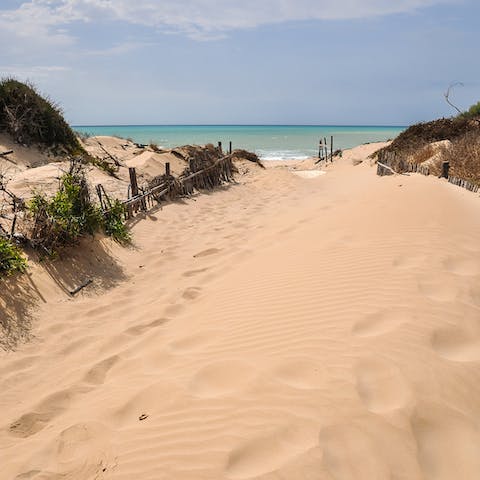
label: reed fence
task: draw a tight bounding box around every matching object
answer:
[98,153,236,220]
[376,151,479,194]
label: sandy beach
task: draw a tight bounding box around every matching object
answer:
[2,141,480,479]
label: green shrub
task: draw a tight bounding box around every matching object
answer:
[0,78,83,154]
[104,199,130,243]
[27,161,129,253]
[0,238,27,276]
[462,101,480,119]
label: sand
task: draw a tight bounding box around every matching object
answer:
[2,142,480,479]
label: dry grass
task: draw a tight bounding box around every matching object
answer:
[442,132,480,184]
[410,144,436,165]
[375,116,480,159]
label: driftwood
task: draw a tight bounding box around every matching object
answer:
[0,150,14,157]
[70,279,93,295]
[377,161,398,176]
[95,139,123,167]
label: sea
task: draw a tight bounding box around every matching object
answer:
[73,125,405,161]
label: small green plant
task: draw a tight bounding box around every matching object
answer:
[27,160,129,254]
[0,238,27,276]
[461,101,480,119]
[104,199,130,243]
[90,157,118,176]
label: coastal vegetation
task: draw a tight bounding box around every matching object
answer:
[373,101,480,183]
[0,238,27,276]
[0,79,83,155]
[26,160,129,256]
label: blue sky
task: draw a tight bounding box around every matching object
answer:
[1,0,478,125]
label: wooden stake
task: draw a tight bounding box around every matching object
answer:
[165,162,171,176]
[129,167,139,197]
[330,136,333,162]
[441,161,450,179]
[218,141,222,153]
[229,141,232,154]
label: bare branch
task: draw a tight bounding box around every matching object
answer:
[444,82,464,115]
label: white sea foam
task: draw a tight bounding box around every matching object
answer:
[258,150,312,161]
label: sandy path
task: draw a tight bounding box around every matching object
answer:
[2,144,480,479]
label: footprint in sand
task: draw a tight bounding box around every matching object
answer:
[83,355,120,385]
[352,309,406,337]
[193,248,222,258]
[17,422,114,479]
[272,358,325,390]
[431,326,480,362]
[188,360,255,398]
[355,358,412,413]
[226,424,319,479]
[9,387,89,438]
[182,267,209,277]
[182,286,202,300]
[124,318,169,336]
[164,303,186,316]
[411,402,480,480]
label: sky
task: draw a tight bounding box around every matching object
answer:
[0,0,479,125]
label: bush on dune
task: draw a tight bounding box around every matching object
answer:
[376,115,480,158]
[27,160,129,256]
[0,78,83,154]
[0,238,27,276]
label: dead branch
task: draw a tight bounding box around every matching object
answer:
[444,82,464,115]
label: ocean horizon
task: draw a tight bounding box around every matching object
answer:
[73,125,405,160]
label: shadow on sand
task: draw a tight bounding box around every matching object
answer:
[0,236,127,351]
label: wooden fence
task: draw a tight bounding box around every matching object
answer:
[376,152,479,194]
[447,175,480,193]
[97,153,236,220]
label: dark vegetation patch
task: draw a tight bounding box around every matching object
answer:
[0,78,83,155]
[375,115,480,158]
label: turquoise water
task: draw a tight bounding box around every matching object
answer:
[73,125,404,160]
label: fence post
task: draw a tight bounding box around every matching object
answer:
[318,139,323,160]
[95,184,104,210]
[441,161,450,179]
[229,141,232,154]
[218,141,222,153]
[165,162,171,176]
[330,136,333,162]
[129,167,139,197]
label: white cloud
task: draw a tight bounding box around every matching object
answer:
[0,65,71,84]
[0,0,453,42]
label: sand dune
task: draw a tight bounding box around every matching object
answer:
[2,142,480,479]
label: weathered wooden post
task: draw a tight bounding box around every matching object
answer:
[323,137,328,161]
[318,139,323,160]
[165,162,171,176]
[218,141,222,153]
[229,141,232,154]
[129,167,139,197]
[441,161,450,179]
[330,136,334,162]
[95,184,103,210]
